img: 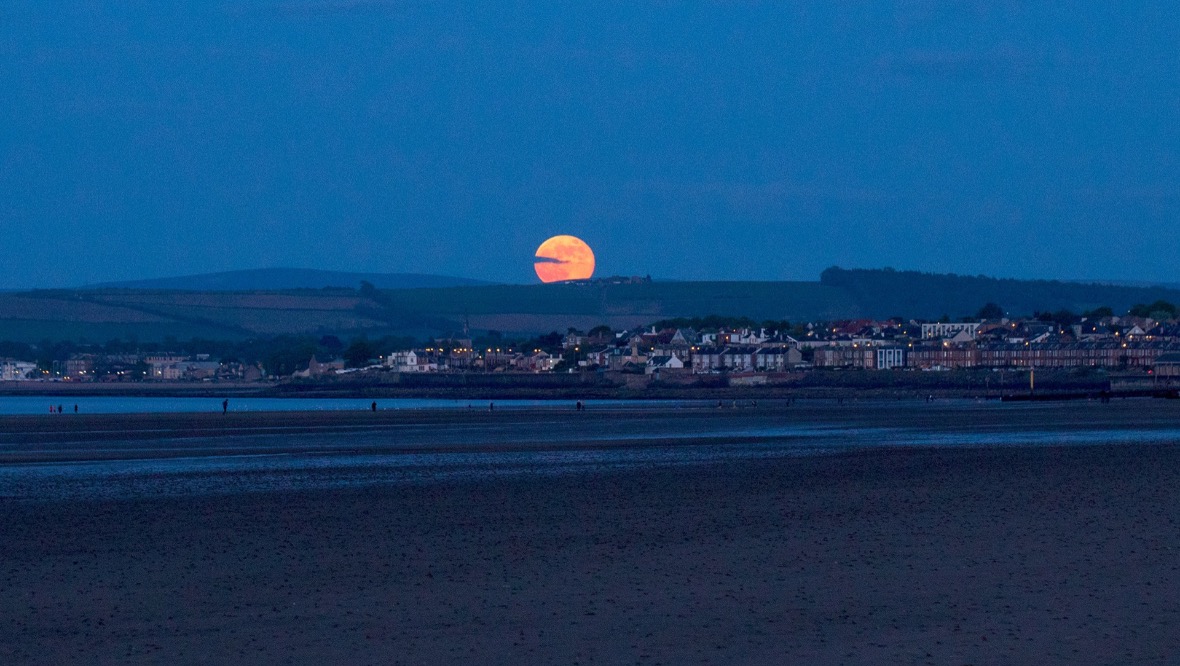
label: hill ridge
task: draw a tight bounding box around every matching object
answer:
[85,267,494,292]
[821,267,1180,319]
[2,269,1178,343]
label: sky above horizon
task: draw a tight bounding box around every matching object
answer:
[2,1,1178,288]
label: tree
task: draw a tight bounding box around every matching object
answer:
[344,339,375,368]
[1052,309,1079,326]
[532,331,564,351]
[35,339,77,373]
[976,302,1004,320]
[131,360,150,380]
[263,340,318,376]
[1083,306,1114,319]
[0,340,33,360]
[1129,300,1178,319]
[760,319,791,333]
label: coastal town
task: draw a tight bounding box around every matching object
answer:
[4,303,1180,385]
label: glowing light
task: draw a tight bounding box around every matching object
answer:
[534,235,595,283]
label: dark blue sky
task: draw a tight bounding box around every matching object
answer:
[2,1,1177,287]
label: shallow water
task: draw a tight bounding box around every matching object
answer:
[2,401,1178,502]
[0,443,843,502]
[0,395,706,415]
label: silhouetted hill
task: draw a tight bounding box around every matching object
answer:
[821,267,1180,319]
[0,281,855,343]
[7,269,1180,344]
[86,268,492,291]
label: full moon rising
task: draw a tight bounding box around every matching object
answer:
[534,235,595,283]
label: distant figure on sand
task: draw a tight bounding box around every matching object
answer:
[489,402,494,411]
[371,401,377,412]
[222,399,229,415]
[74,404,78,414]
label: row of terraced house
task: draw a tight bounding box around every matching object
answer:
[816,340,1180,371]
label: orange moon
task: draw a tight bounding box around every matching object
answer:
[534,235,596,283]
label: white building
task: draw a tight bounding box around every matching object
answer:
[145,355,188,379]
[921,322,980,340]
[645,355,685,375]
[728,328,771,345]
[0,359,37,381]
[386,350,438,373]
[875,347,907,370]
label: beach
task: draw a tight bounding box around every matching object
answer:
[2,401,1179,664]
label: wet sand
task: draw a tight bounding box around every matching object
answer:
[2,403,1180,664]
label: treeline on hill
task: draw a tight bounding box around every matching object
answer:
[649,315,793,332]
[965,301,1179,325]
[647,316,817,340]
[821,267,1180,320]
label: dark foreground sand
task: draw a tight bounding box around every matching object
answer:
[2,406,1180,664]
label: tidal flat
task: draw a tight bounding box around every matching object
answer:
[2,401,1179,664]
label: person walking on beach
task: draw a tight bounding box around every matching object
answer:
[74,404,78,414]
[371,401,377,412]
[222,399,229,415]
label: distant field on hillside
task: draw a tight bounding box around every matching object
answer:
[0,290,379,342]
[0,294,172,324]
[5,271,1179,344]
[0,281,860,342]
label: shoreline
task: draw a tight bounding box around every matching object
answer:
[0,380,1166,403]
[2,398,1178,465]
